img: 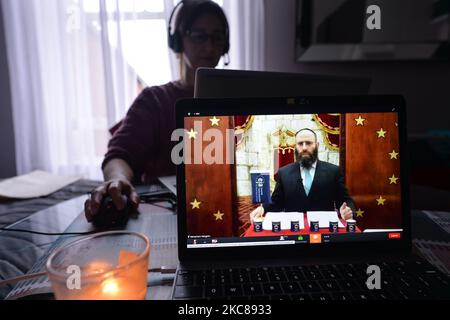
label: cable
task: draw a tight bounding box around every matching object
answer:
[0,267,177,287]
[140,196,177,211]
[148,266,177,274]
[0,272,47,287]
[144,202,176,211]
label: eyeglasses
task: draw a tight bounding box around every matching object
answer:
[185,30,227,46]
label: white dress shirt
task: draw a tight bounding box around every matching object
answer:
[300,160,317,190]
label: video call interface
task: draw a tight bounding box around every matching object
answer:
[182,111,403,249]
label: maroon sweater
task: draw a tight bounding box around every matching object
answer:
[102,81,194,183]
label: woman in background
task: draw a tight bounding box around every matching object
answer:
[85,0,230,222]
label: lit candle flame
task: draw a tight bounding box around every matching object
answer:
[102,278,119,295]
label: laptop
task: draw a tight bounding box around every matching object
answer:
[171,95,450,300]
[194,68,371,98]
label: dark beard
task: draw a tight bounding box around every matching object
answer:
[295,147,318,168]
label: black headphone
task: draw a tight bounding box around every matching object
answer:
[167,0,230,55]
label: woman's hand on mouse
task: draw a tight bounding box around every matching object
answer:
[84,179,140,223]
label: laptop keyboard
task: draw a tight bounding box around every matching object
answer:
[173,259,450,300]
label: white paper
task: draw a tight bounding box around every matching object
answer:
[262,212,305,231]
[306,211,345,228]
[0,170,81,199]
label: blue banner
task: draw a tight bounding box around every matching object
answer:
[250,171,272,204]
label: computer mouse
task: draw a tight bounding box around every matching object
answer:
[92,195,131,229]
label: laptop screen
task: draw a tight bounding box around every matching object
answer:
[178,107,404,249]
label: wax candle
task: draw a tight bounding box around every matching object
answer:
[46,232,150,300]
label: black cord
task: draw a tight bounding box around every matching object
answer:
[0,228,98,236]
[147,203,173,210]
[140,196,177,210]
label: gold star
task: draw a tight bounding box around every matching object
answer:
[209,116,220,126]
[355,208,364,217]
[213,210,224,221]
[389,174,399,184]
[187,128,198,139]
[376,196,386,206]
[389,150,399,159]
[190,198,201,209]
[355,115,366,126]
[377,128,387,138]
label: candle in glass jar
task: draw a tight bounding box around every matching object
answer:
[46,231,150,300]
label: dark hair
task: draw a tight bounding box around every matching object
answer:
[168,0,230,54]
[295,128,317,142]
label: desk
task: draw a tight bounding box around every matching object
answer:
[1,180,449,300]
[0,180,178,300]
[0,179,99,299]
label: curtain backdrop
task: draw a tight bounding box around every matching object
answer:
[1,0,138,179]
[223,0,265,71]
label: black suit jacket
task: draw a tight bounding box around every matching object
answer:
[262,160,355,214]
